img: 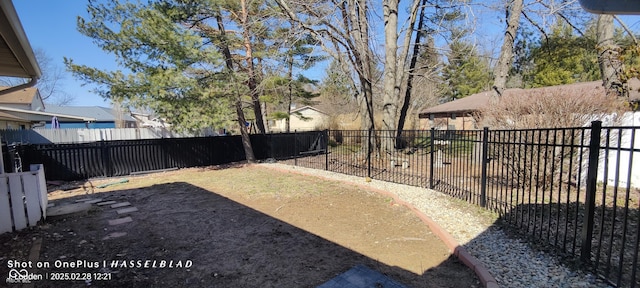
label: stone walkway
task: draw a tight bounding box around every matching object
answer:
[64,197,139,241]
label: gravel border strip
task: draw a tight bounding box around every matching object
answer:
[259,163,613,288]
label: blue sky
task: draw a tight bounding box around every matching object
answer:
[14,0,119,107]
[11,1,640,108]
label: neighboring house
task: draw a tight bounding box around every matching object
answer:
[131,112,170,128]
[0,86,44,110]
[418,81,627,130]
[0,0,49,234]
[44,105,137,129]
[269,106,329,132]
[0,87,94,129]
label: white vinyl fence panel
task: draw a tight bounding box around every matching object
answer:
[597,112,640,189]
[0,164,48,234]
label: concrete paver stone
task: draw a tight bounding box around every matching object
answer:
[102,232,127,240]
[84,199,104,204]
[111,202,131,208]
[97,201,117,206]
[317,265,407,288]
[108,217,133,226]
[116,207,139,215]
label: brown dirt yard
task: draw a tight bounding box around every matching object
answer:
[0,164,479,288]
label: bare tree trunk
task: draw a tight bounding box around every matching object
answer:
[286,55,293,133]
[350,0,376,156]
[382,0,400,134]
[349,0,375,131]
[241,0,266,134]
[235,93,256,162]
[256,57,270,134]
[395,0,428,148]
[597,14,624,96]
[492,0,523,98]
[217,13,256,163]
[382,0,421,152]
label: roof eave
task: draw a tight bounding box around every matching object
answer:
[0,106,96,122]
[0,1,41,81]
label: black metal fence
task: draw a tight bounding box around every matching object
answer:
[13,131,327,181]
[280,122,640,288]
[9,123,640,286]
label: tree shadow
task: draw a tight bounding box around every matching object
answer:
[493,201,640,287]
[0,181,479,288]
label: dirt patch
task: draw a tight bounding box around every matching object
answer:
[1,165,479,287]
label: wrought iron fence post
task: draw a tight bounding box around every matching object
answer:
[430,128,435,189]
[580,120,602,264]
[325,129,329,171]
[294,130,297,166]
[480,127,489,208]
[367,129,372,179]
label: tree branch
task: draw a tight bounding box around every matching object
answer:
[614,15,638,45]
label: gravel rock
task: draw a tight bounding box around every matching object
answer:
[262,163,613,288]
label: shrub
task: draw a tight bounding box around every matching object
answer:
[477,87,628,188]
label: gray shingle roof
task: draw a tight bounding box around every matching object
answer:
[44,105,136,122]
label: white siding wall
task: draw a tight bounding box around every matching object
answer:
[290,109,328,131]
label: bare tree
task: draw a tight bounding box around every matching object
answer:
[381,0,422,151]
[240,0,266,134]
[492,0,523,97]
[597,15,624,96]
[0,48,74,105]
[275,0,377,156]
[275,0,375,128]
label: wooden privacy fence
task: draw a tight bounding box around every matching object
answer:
[0,164,48,234]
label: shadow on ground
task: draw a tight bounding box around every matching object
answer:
[0,180,478,288]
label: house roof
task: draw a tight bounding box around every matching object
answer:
[0,1,40,79]
[45,105,137,122]
[0,86,38,104]
[0,110,26,121]
[0,106,95,122]
[419,81,608,118]
[291,105,328,115]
